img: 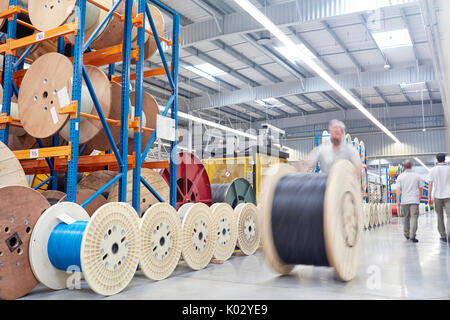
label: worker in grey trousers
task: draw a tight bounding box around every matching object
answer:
[396,160,425,243]
[428,153,450,242]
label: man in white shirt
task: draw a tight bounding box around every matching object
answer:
[396,160,425,242]
[303,119,363,175]
[428,153,450,242]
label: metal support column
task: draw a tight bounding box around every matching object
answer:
[66,0,86,202]
[0,0,18,145]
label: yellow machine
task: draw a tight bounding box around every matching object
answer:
[203,153,288,201]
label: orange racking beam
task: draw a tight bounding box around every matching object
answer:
[13,145,72,161]
[111,66,170,82]
[0,21,78,54]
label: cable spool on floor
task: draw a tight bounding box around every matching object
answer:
[29,202,140,296]
[0,141,28,188]
[362,203,369,230]
[235,203,260,256]
[260,160,363,281]
[58,188,108,216]
[0,186,51,300]
[210,203,237,261]
[353,137,359,152]
[161,152,212,210]
[211,178,256,209]
[368,204,373,228]
[41,190,67,205]
[108,168,170,216]
[139,203,182,281]
[178,203,216,270]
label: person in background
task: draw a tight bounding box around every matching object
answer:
[428,153,450,242]
[396,160,425,243]
[302,119,363,175]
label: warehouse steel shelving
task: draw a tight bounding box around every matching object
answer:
[0,0,180,213]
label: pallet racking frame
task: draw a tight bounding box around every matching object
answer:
[0,0,180,214]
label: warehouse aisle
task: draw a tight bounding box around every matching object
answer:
[23,212,450,300]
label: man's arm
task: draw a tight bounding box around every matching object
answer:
[428,181,433,205]
[300,147,320,172]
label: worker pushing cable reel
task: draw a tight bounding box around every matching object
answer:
[259,160,363,282]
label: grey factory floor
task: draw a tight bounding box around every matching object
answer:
[22,212,450,300]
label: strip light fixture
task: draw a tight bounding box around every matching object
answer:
[159,106,258,141]
[233,0,401,144]
[414,157,430,172]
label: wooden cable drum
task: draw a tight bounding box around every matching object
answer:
[77,170,117,198]
[28,0,109,44]
[210,203,237,261]
[178,203,216,270]
[160,152,213,210]
[368,204,374,228]
[0,186,51,300]
[0,1,34,39]
[18,53,73,139]
[108,168,169,216]
[235,203,260,256]
[260,160,363,281]
[90,0,137,50]
[127,91,159,154]
[211,178,256,209]
[7,133,53,151]
[87,81,125,151]
[29,202,140,295]
[58,188,108,216]
[139,203,182,280]
[130,4,164,63]
[41,190,66,205]
[60,65,112,145]
[0,141,28,188]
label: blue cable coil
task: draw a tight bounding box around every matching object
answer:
[47,221,89,271]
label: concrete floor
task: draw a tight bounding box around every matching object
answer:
[22,212,449,300]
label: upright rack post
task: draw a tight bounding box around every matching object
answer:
[0,0,18,145]
[66,0,86,202]
[118,0,133,203]
[169,13,180,209]
[132,0,147,214]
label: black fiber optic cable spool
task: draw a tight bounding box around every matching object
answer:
[211,178,256,209]
[259,160,363,282]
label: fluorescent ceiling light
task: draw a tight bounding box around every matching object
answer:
[372,29,412,50]
[233,0,401,144]
[255,98,281,107]
[275,44,316,62]
[159,106,257,141]
[414,157,430,172]
[185,63,226,78]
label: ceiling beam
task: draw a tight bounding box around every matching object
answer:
[320,20,363,72]
[180,0,419,47]
[400,8,421,65]
[187,64,436,111]
[359,14,391,67]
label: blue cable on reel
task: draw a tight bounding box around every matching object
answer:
[47,221,89,271]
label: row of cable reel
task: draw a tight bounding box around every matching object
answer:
[27,199,261,297]
[362,203,392,230]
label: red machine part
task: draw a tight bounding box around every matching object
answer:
[161,152,212,210]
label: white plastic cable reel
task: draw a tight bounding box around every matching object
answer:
[210,203,237,262]
[29,202,140,296]
[235,203,260,256]
[139,203,182,281]
[178,203,216,270]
